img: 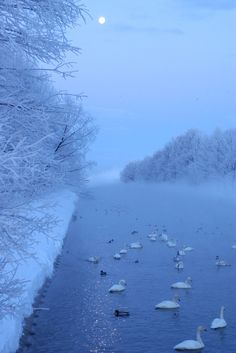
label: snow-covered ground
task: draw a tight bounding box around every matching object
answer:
[0,190,77,353]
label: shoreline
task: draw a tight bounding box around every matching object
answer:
[0,190,77,353]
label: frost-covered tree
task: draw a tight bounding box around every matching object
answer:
[0,0,95,318]
[0,49,95,200]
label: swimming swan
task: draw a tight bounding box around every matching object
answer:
[171,277,192,289]
[109,280,127,293]
[87,256,100,264]
[175,261,184,270]
[147,232,157,239]
[155,295,180,309]
[149,235,157,241]
[211,306,227,329]
[159,232,168,242]
[113,253,121,260]
[183,246,194,252]
[130,242,143,249]
[174,326,207,351]
[167,240,177,248]
[120,249,128,254]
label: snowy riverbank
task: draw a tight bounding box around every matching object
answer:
[0,190,77,353]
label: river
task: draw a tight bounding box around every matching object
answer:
[19,183,236,353]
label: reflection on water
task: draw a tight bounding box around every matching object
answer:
[21,183,236,353]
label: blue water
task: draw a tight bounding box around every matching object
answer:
[22,183,236,353]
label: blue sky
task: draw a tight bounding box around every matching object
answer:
[54,0,236,176]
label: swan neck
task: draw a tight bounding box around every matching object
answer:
[220,307,224,319]
[196,330,204,346]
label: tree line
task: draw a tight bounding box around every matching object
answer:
[121,129,236,184]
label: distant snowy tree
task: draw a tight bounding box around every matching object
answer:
[121,129,236,184]
[121,161,139,182]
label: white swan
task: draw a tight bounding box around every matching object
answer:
[155,295,180,309]
[129,242,143,249]
[159,232,168,242]
[175,261,184,270]
[109,280,127,293]
[119,249,128,254]
[171,277,192,289]
[113,253,121,260]
[147,232,157,239]
[167,239,177,248]
[174,326,207,351]
[149,235,157,241]
[183,246,194,252]
[215,256,231,267]
[87,256,100,264]
[211,306,227,329]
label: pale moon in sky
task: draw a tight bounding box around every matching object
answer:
[98,16,106,25]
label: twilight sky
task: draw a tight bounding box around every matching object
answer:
[54,0,236,177]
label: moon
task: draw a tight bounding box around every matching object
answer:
[98,16,106,25]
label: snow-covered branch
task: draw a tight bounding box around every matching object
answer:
[0,0,89,63]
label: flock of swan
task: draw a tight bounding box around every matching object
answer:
[87,230,233,351]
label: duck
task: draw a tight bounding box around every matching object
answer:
[173,255,181,262]
[119,249,128,254]
[211,306,227,329]
[175,261,184,270]
[171,277,192,289]
[155,295,180,309]
[109,280,127,293]
[113,253,121,260]
[131,230,138,235]
[215,256,231,267]
[174,326,207,351]
[87,256,100,264]
[129,242,143,249]
[178,249,186,256]
[100,270,107,276]
[114,309,130,317]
